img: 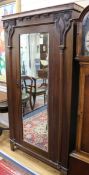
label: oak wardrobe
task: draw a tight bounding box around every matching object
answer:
[2,3,83,174]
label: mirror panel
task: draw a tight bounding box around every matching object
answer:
[20,33,49,152]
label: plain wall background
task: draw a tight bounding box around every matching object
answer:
[21,0,89,11]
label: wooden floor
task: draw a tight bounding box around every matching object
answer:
[0,130,62,175]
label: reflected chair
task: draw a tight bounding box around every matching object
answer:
[38,68,48,87]
[0,100,9,135]
[21,75,47,110]
[21,76,32,114]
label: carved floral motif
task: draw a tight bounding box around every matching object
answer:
[55,11,72,45]
[3,20,16,48]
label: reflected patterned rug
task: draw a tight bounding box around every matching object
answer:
[0,151,39,175]
[23,105,48,152]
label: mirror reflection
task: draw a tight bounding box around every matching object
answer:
[20,33,49,152]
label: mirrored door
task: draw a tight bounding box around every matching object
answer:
[20,33,49,152]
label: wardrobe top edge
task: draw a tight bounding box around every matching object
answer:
[2,3,84,21]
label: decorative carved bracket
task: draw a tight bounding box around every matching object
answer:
[55,11,72,47]
[3,20,16,48]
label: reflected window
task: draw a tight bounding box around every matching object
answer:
[20,33,49,77]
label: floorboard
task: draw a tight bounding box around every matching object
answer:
[0,130,62,175]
